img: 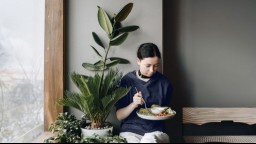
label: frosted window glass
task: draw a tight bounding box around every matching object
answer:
[0,0,45,142]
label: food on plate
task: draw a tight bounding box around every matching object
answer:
[150,107,168,114]
[138,105,174,117]
[138,108,151,115]
[151,104,161,108]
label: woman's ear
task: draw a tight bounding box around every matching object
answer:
[136,58,141,65]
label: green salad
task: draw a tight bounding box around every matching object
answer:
[138,104,173,116]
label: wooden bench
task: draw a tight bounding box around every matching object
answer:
[182,107,256,143]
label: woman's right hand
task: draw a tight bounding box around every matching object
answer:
[132,91,143,107]
[116,91,143,121]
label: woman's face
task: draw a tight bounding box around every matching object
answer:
[137,56,160,77]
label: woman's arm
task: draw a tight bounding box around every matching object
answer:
[116,92,143,121]
[116,103,137,121]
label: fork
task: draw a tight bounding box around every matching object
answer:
[141,98,148,109]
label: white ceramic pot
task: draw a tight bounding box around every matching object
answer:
[81,125,113,137]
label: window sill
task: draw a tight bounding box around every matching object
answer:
[31,131,53,143]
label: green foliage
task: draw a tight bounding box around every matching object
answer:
[56,3,139,129]
[44,113,127,143]
[57,69,130,126]
[81,134,127,143]
[114,3,133,22]
[83,2,139,72]
[44,112,87,143]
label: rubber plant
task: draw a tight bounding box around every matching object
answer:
[57,3,139,129]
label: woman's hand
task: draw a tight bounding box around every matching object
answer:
[132,91,143,107]
[116,91,143,121]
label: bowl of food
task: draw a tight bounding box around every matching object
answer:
[150,107,168,114]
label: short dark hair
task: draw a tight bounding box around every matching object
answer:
[137,43,161,59]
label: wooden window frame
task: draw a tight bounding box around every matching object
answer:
[44,0,64,131]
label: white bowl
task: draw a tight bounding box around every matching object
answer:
[150,107,168,114]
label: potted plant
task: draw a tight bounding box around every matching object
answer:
[57,2,139,137]
[44,112,127,143]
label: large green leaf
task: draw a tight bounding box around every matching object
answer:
[105,60,120,68]
[91,45,102,58]
[114,3,133,22]
[82,62,104,71]
[98,6,113,35]
[110,33,128,46]
[109,57,130,64]
[118,25,139,33]
[92,32,105,48]
[111,19,122,38]
[94,60,104,66]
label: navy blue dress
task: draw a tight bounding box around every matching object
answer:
[115,71,173,136]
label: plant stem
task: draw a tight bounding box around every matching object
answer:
[99,44,111,94]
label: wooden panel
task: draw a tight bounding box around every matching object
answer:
[183,107,256,125]
[44,0,64,131]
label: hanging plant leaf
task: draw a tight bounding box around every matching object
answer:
[92,32,105,48]
[98,6,113,35]
[110,33,128,46]
[118,25,139,33]
[91,45,102,58]
[109,57,130,64]
[114,3,133,22]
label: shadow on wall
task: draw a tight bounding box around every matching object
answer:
[163,0,193,143]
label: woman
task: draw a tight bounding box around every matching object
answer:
[115,43,173,143]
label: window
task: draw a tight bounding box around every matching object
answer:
[0,0,45,142]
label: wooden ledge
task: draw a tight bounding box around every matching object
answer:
[31,131,54,143]
[184,136,256,143]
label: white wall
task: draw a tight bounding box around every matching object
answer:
[66,0,162,131]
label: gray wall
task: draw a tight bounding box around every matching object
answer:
[66,0,256,142]
[66,0,162,134]
[163,0,256,142]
